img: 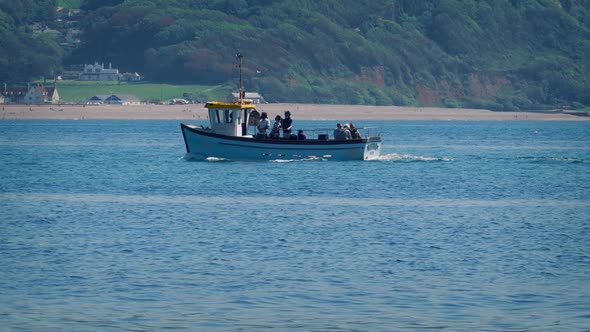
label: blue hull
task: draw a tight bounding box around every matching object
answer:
[181,124,381,161]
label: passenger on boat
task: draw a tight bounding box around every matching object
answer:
[334,123,352,140]
[343,124,353,140]
[349,123,362,139]
[269,115,282,139]
[257,112,270,138]
[297,130,307,140]
[334,123,346,140]
[281,111,293,138]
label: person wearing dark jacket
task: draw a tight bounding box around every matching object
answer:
[297,130,306,140]
[281,111,292,138]
[349,123,362,139]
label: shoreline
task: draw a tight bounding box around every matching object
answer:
[0,103,587,121]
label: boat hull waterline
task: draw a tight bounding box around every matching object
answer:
[181,124,382,161]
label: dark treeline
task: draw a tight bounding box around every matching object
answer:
[0,0,61,82]
[1,0,589,110]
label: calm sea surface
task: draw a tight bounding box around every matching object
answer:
[0,120,589,331]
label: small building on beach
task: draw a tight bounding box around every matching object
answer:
[230,92,267,104]
[24,83,60,104]
[87,94,140,105]
[2,83,59,104]
[2,86,28,104]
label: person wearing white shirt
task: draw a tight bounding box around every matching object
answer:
[257,112,270,138]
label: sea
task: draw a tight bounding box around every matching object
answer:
[0,119,589,331]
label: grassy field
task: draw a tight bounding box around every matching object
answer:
[55,80,231,103]
[56,0,82,8]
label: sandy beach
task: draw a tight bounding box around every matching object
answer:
[0,103,587,121]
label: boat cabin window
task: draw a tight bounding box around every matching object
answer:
[209,108,243,126]
[224,109,232,123]
[213,109,221,124]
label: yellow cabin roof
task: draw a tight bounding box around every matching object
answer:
[205,101,257,109]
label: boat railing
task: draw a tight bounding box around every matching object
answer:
[361,126,381,139]
[298,126,381,140]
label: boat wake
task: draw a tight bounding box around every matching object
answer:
[375,153,453,162]
[516,156,589,164]
[183,153,328,162]
[183,153,451,163]
[270,156,328,163]
[183,153,230,162]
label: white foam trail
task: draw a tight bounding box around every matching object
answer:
[270,159,296,163]
[270,156,327,163]
[183,153,229,162]
[375,153,453,162]
[205,157,230,162]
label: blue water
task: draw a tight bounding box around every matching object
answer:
[0,120,589,331]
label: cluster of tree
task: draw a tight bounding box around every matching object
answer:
[0,0,62,82]
[2,0,590,110]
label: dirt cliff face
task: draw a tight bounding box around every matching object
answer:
[416,84,440,105]
[415,73,512,105]
[360,66,386,88]
[468,73,511,99]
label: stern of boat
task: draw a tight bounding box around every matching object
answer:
[363,138,382,160]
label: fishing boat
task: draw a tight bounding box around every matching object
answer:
[180,54,382,161]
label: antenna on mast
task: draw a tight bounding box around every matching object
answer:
[236,51,244,102]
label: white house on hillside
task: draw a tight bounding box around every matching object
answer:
[79,62,119,81]
[119,72,142,82]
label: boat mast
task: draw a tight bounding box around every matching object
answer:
[236,51,249,135]
[236,51,244,102]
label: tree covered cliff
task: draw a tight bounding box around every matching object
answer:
[0,0,62,82]
[2,0,589,110]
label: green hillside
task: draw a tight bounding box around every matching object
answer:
[56,0,82,7]
[55,80,226,103]
[1,0,590,110]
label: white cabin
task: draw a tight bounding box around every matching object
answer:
[205,101,258,137]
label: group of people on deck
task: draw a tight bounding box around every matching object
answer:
[256,111,361,141]
[257,111,299,139]
[333,123,362,140]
